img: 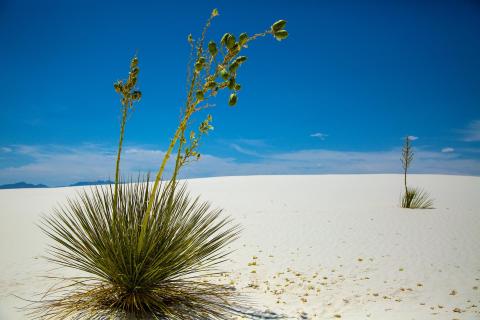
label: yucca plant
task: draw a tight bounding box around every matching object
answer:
[33,8,288,319]
[36,178,241,319]
[400,136,434,209]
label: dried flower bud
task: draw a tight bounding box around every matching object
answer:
[234,83,241,91]
[130,57,139,68]
[131,90,142,101]
[212,8,219,17]
[114,81,123,93]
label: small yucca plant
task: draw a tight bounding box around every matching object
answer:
[33,8,288,319]
[401,186,434,209]
[400,136,434,209]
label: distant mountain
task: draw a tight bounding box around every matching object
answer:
[0,182,49,189]
[69,180,114,187]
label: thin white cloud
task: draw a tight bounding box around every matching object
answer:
[0,147,12,153]
[407,135,419,141]
[0,143,478,186]
[462,120,480,142]
[230,144,262,157]
[310,133,328,140]
[441,147,454,153]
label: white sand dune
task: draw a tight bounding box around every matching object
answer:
[1,174,479,319]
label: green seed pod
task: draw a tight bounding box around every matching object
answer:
[195,62,203,72]
[274,30,289,41]
[196,90,204,101]
[205,81,216,90]
[212,8,219,17]
[234,83,241,91]
[271,20,287,32]
[220,68,229,80]
[227,77,235,90]
[239,33,248,47]
[226,34,236,49]
[228,93,237,106]
[229,62,239,73]
[220,33,231,46]
[208,41,218,57]
[234,56,247,64]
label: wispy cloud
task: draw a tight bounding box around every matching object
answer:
[310,133,328,140]
[462,120,480,142]
[0,143,478,186]
[441,147,454,153]
[407,135,419,141]
[0,147,12,153]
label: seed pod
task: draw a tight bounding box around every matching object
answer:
[234,83,241,91]
[239,33,248,47]
[228,93,237,106]
[226,34,236,49]
[208,41,217,57]
[274,30,289,41]
[205,81,216,90]
[234,56,247,64]
[220,68,229,80]
[212,8,219,17]
[187,34,193,44]
[220,33,231,46]
[229,62,239,73]
[196,90,204,101]
[227,77,235,90]
[271,20,287,32]
[195,62,203,72]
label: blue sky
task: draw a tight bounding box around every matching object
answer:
[0,0,479,185]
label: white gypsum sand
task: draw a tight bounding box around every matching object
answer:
[0,174,479,319]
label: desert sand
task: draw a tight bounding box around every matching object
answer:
[0,174,479,319]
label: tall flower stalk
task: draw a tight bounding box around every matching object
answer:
[112,57,142,217]
[138,10,288,252]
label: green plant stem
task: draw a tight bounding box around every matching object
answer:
[113,101,129,218]
[138,106,196,253]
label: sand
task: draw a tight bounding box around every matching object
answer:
[0,174,479,319]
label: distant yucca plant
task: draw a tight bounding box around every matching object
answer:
[400,136,434,209]
[34,8,288,320]
[400,186,434,209]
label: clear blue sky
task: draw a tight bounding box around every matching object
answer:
[1,0,479,185]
